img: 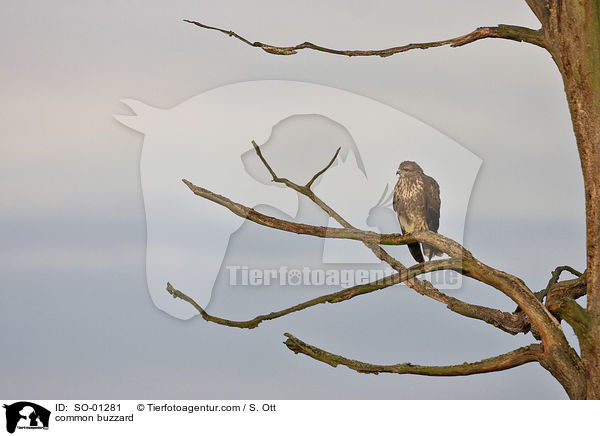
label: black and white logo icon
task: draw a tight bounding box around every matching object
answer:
[3,402,50,433]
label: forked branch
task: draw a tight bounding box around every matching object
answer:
[180,141,567,346]
[177,143,542,336]
[184,20,547,57]
[173,140,582,391]
[182,177,557,341]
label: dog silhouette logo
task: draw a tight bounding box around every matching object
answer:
[3,402,50,433]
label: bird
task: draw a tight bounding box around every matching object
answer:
[393,161,441,263]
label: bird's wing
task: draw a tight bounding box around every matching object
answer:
[392,182,405,232]
[394,179,425,263]
[424,175,441,232]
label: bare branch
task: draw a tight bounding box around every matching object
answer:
[181,179,553,339]
[167,254,530,334]
[166,259,462,329]
[457,250,566,348]
[182,176,561,337]
[284,333,542,376]
[180,137,584,393]
[182,141,569,351]
[167,262,530,335]
[546,277,587,304]
[182,178,401,243]
[179,177,532,334]
[248,143,507,338]
[249,143,435,298]
[443,296,529,335]
[184,20,547,57]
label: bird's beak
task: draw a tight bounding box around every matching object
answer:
[396,170,400,175]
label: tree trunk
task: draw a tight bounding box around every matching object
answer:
[541,0,600,399]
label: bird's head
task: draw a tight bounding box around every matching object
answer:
[396,161,423,176]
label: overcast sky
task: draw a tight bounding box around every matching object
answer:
[0,1,585,399]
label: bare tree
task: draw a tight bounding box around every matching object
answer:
[169,1,600,399]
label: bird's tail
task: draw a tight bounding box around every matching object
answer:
[408,243,425,263]
[422,244,442,261]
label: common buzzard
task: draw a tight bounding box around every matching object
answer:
[393,161,441,263]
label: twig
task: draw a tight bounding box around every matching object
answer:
[306,147,341,189]
[536,266,583,302]
[251,140,287,184]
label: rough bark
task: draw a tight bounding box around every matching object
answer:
[532,0,600,400]
[284,333,543,376]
